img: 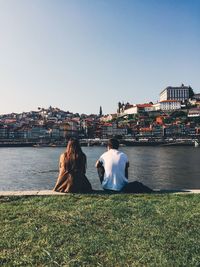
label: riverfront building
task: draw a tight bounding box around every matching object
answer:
[160,84,193,102]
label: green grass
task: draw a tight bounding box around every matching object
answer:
[0,193,200,267]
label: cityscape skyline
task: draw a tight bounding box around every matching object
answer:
[0,83,198,116]
[0,0,200,115]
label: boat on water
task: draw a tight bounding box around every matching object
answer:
[50,143,66,147]
[33,143,50,147]
[33,143,66,147]
[160,140,193,147]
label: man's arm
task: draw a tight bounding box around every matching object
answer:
[95,160,101,168]
[125,162,129,179]
[95,160,105,184]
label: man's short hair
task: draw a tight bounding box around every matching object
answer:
[108,138,119,149]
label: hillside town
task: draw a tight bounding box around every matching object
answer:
[1,84,200,145]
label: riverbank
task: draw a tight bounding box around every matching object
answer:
[0,138,199,147]
[1,193,200,266]
[1,189,200,196]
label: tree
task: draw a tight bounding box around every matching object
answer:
[118,102,122,113]
[189,86,195,99]
[99,106,103,116]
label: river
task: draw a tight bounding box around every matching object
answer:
[0,146,199,191]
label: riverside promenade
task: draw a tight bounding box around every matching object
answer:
[0,189,200,196]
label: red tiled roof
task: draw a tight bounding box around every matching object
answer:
[137,104,153,108]
[103,123,112,127]
[140,127,152,132]
[160,100,180,103]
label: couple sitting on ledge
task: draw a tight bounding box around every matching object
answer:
[53,138,152,194]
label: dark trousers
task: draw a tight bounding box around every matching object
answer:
[97,166,105,184]
[97,166,153,193]
[123,181,153,193]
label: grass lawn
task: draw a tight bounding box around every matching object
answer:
[0,193,200,267]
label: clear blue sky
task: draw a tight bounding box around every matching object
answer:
[0,0,200,115]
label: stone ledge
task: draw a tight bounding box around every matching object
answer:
[0,189,200,196]
[0,190,64,196]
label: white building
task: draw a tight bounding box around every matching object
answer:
[153,103,161,111]
[123,103,161,114]
[160,100,181,111]
[188,108,200,117]
[100,114,117,122]
[123,105,138,115]
[160,84,193,102]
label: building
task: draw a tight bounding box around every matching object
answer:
[188,108,200,118]
[101,123,127,138]
[152,103,161,111]
[122,105,138,115]
[193,93,200,100]
[100,114,117,122]
[137,104,153,112]
[122,104,153,115]
[0,126,8,139]
[160,100,181,111]
[160,84,193,102]
[121,103,161,115]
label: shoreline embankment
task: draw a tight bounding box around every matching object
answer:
[0,189,200,196]
[0,139,198,147]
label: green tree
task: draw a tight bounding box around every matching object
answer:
[99,106,103,116]
[189,86,195,98]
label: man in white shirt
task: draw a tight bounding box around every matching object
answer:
[95,138,129,192]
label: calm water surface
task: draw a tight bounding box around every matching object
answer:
[0,146,199,191]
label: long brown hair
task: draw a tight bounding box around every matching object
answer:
[64,138,86,172]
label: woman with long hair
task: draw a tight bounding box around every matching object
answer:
[53,138,92,193]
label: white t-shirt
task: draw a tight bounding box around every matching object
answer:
[98,149,129,191]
